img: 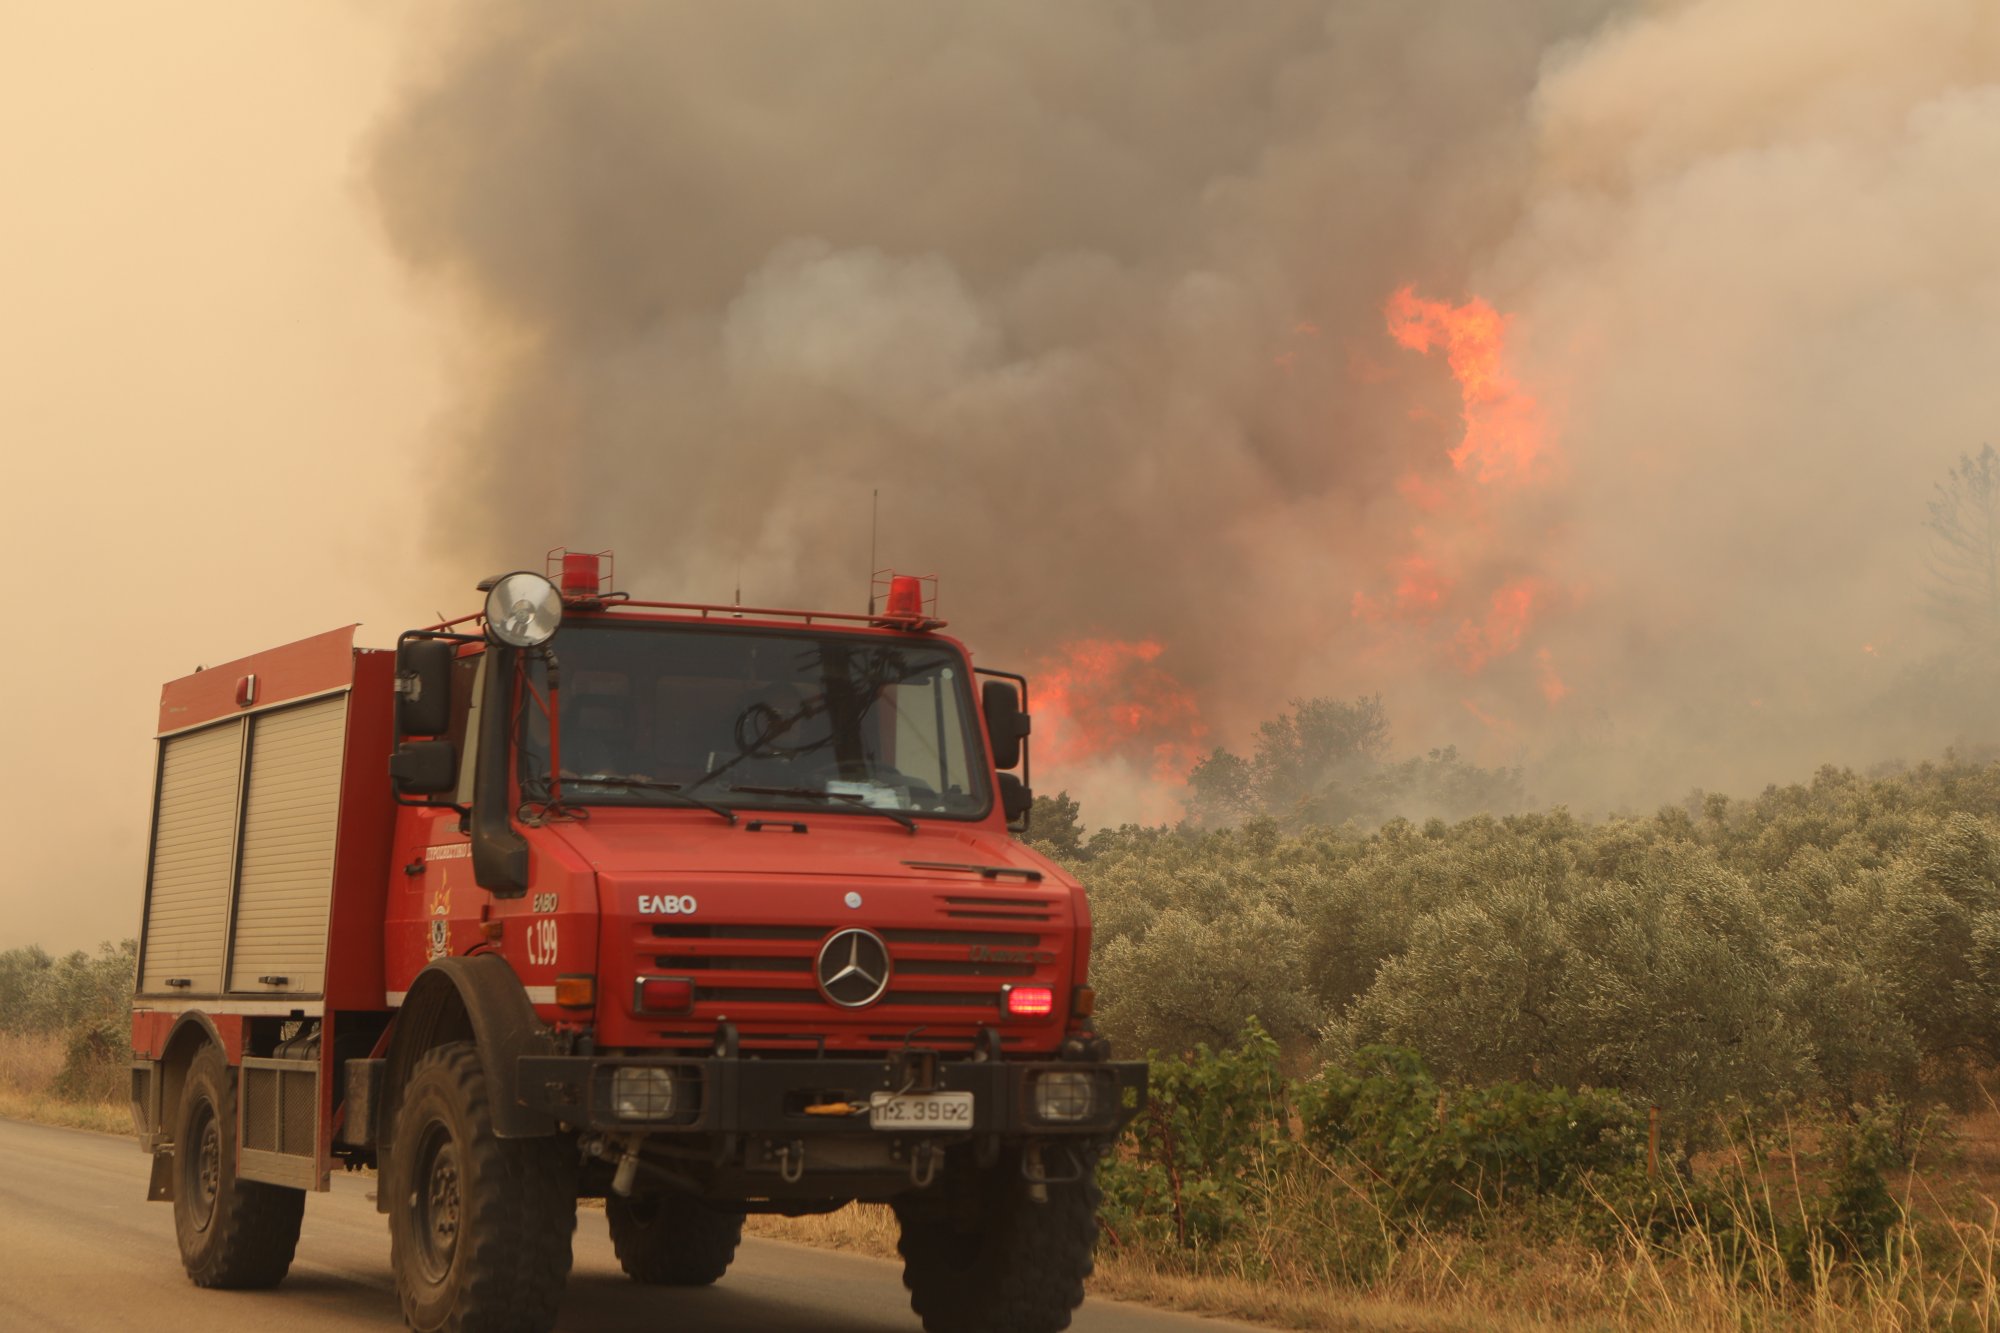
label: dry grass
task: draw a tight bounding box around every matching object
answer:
[751,1204,2000,1331]
[0,1030,65,1094]
[740,1136,2000,1333]
[743,1200,1545,1330]
[0,1031,129,1135]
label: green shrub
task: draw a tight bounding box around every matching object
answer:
[53,1016,127,1104]
[1099,1018,1291,1254]
[1084,749,2000,1130]
[1299,1045,1642,1225]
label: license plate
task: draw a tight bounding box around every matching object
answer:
[869,1091,974,1130]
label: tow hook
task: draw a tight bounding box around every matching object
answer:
[775,1138,806,1184]
[909,1140,942,1189]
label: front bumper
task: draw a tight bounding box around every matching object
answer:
[516,1050,1147,1139]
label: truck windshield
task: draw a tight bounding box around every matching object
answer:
[519,623,990,820]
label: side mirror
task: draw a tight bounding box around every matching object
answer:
[997,772,1033,828]
[390,740,457,795]
[396,640,455,737]
[982,680,1031,771]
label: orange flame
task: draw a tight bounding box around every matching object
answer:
[1453,578,1541,674]
[1384,286,1548,484]
[1349,287,1574,727]
[1033,638,1208,786]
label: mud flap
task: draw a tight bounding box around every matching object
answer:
[147,1149,175,1202]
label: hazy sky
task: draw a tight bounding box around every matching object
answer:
[7,2,1997,954]
[1,6,462,952]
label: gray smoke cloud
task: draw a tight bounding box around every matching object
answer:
[370,0,2000,820]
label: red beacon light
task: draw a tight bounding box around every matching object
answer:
[886,575,924,618]
[548,547,613,601]
[870,570,944,629]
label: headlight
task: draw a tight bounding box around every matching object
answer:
[610,1067,677,1120]
[1032,1069,1098,1124]
[483,571,563,648]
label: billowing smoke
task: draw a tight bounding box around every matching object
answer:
[371,0,2000,821]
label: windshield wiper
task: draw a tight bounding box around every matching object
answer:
[726,785,918,833]
[531,774,737,824]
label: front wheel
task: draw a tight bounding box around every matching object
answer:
[387,1042,576,1333]
[893,1147,1100,1333]
[172,1045,305,1287]
[606,1192,744,1285]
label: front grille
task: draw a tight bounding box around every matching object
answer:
[897,958,1035,978]
[652,924,823,941]
[880,991,1000,1008]
[688,986,998,1009]
[633,899,1059,1022]
[656,954,811,973]
[879,927,1039,947]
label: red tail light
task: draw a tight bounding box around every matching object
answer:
[1004,985,1055,1018]
[635,977,695,1014]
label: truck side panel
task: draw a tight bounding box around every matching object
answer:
[226,696,349,996]
[137,722,245,994]
[137,626,363,1007]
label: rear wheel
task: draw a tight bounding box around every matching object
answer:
[606,1192,745,1285]
[172,1044,305,1288]
[893,1148,1100,1333]
[388,1042,576,1333]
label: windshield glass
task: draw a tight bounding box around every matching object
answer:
[519,623,989,819]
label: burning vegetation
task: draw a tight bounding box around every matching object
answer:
[1001,284,1572,821]
[1033,639,1208,791]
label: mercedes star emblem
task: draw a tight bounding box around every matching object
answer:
[816,928,892,1008]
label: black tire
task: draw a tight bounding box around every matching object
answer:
[172,1044,305,1288]
[606,1192,745,1285]
[892,1148,1101,1333]
[387,1042,577,1333]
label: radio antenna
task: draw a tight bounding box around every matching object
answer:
[867,488,879,613]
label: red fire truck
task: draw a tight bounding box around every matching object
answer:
[129,552,1145,1333]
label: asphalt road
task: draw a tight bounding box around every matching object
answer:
[0,1117,1255,1333]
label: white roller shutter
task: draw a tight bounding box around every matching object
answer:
[227,697,348,995]
[139,721,244,994]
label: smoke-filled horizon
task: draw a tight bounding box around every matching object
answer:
[370,0,2000,824]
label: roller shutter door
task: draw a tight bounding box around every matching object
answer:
[139,721,244,994]
[227,697,347,995]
